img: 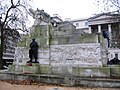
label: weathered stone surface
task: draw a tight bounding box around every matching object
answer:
[9,64,120,78]
[15,43,104,67]
[9,64,40,74]
[110,66,120,77]
[8,65,15,71]
[23,66,39,74]
[14,47,29,65]
[50,43,102,67]
[39,64,51,74]
[9,65,24,72]
[72,67,110,77]
[51,66,73,75]
[23,63,40,74]
[0,71,120,88]
[77,67,110,77]
[72,67,79,76]
[75,34,99,43]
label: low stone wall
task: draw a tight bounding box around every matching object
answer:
[1,68,120,88]
[9,64,120,78]
[7,63,120,88]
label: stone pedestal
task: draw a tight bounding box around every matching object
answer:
[9,63,40,74]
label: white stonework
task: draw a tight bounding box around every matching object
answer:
[14,47,29,65]
[50,43,102,67]
[108,48,120,61]
[37,49,50,65]
[14,43,102,67]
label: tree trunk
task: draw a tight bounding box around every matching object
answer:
[0,24,4,69]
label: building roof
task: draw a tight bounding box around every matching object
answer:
[68,18,89,22]
[52,16,63,22]
[89,10,120,20]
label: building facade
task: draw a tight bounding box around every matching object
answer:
[88,12,120,48]
[0,27,20,65]
[69,11,120,49]
[68,18,89,34]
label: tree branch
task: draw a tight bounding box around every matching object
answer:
[11,0,14,6]
[110,0,120,9]
[2,6,13,28]
[16,0,20,6]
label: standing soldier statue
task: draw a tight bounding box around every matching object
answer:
[27,39,39,63]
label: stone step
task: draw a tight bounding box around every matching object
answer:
[0,71,120,88]
[9,63,40,74]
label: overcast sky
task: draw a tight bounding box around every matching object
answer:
[32,0,102,20]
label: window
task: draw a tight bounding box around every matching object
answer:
[75,23,79,27]
[85,22,88,26]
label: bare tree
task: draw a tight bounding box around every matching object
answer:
[0,0,32,68]
[95,0,120,12]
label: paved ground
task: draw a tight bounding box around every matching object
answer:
[0,81,120,90]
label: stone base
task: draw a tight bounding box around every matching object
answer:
[72,67,110,77]
[9,63,40,74]
[8,64,120,77]
[1,72,120,88]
